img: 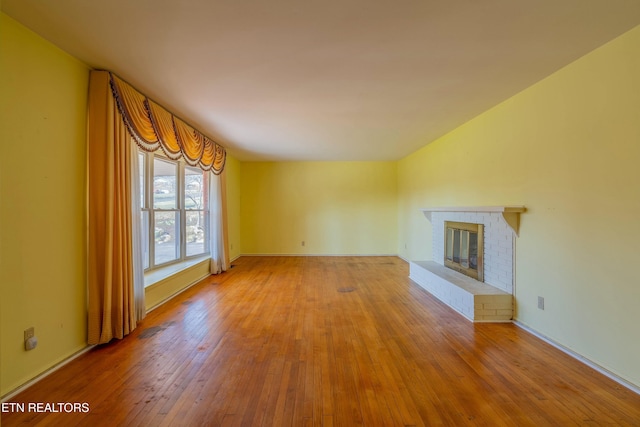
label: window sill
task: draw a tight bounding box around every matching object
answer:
[144,256,210,288]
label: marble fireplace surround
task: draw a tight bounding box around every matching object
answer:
[409,206,525,322]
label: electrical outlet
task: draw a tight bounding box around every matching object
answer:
[537,296,545,310]
[24,327,38,351]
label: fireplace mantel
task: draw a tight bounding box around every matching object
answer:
[421,206,526,236]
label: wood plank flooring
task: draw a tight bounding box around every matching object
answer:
[3,256,640,426]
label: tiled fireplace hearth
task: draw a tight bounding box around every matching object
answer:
[409,206,525,322]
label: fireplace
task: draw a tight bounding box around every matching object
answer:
[420,206,525,294]
[444,221,483,281]
[409,206,524,322]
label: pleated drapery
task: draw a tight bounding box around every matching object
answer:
[88,71,141,344]
[88,71,228,344]
[129,137,146,323]
[209,171,230,274]
[109,73,226,174]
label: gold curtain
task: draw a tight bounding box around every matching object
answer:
[109,74,226,174]
[88,71,228,344]
[88,71,137,344]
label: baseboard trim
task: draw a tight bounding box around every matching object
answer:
[513,321,640,396]
[1,345,95,402]
[397,254,411,263]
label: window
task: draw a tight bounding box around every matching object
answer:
[138,151,209,270]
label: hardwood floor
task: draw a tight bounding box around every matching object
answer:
[3,256,640,426]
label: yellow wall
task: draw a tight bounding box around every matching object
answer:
[224,155,242,261]
[145,260,211,312]
[398,25,640,387]
[240,161,398,255]
[0,13,90,396]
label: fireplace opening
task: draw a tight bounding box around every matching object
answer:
[444,221,484,281]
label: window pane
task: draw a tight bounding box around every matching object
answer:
[186,211,206,256]
[154,158,177,209]
[185,166,205,209]
[155,211,179,265]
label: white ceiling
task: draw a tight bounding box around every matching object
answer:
[3,0,640,161]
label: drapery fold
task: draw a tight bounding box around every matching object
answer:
[147,100,182,159]
[109,73,226,174]
[209,171,230,274]
[130,138,146,322]
[88,71,142,345]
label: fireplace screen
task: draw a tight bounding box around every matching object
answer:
[444,221,483,281]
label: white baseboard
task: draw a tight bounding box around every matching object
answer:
[1,345,95,402]
[513,321,640,395]
[397,254,411,263]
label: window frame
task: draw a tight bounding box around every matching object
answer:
[139,150,210,271]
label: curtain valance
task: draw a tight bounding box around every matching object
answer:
[109,73,226,174]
